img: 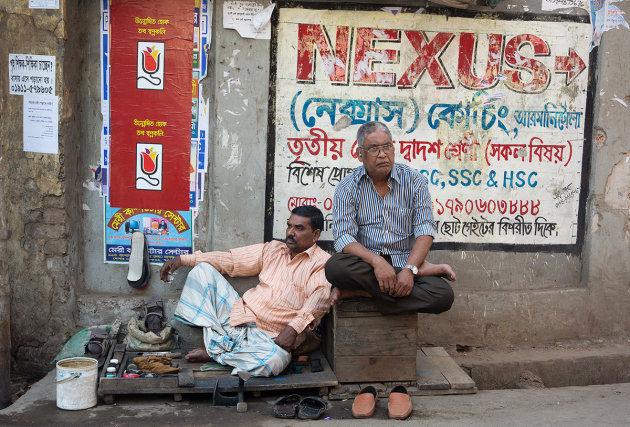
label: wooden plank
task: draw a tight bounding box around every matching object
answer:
[99,341,117,380]
[195,370,233,378]
[98,350,337,395]
[335,315,417,357]
[409,387,478,396]
[240,351,337,391]
[99,377,179,393]
[333,356,416,382]
[421,347,475,390]
[416,348,450,390]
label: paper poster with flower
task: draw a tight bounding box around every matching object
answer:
[109,0,193,210]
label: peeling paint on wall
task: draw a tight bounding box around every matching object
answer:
[604,153,630,214]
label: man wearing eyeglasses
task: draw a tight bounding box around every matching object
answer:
[325,121,456,315]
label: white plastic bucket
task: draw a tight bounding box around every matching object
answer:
[56,357,98,410]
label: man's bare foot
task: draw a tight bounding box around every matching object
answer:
[330,288,371,306]
[185,347,212,362]
[439,264,456,281]
[418,261,456,281]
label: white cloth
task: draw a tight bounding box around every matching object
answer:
[174,263,290,377]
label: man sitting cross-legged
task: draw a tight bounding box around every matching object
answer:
[160,205,331,377]
[325,121,456,315]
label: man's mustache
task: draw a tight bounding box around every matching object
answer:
[286,237,296,243]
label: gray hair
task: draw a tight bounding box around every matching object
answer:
[356,121,392,148]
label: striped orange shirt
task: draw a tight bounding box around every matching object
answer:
[180,240,331,338]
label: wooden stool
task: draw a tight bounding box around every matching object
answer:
[323,299,418,383]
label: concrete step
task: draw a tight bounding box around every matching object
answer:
[451,340,630,390]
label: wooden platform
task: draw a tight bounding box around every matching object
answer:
[328,346,477,400]
[97,346,337,404]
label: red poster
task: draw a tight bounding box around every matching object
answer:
[110,0,193,210]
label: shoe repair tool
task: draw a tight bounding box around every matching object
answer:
[212,371,249,412]
[140,351,183,358]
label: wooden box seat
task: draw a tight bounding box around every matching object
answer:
[323,299,418,383]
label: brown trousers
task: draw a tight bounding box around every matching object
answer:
[324,253,454,315]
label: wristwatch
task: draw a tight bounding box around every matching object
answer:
[403,264,418,275]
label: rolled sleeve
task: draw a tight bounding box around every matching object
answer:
[333,233,358,253]
[413,173,437,238]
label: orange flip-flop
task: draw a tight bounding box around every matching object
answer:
[351,386,378,418]
[388,385,413,419]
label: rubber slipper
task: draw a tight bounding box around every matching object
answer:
[273,394,301,418]
[297,396,328,420]
[144,295,164,333]
[352,385,377,418]
[388,385,413,420]
[128,231,150,289]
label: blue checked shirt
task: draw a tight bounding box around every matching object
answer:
[332,163,436,268]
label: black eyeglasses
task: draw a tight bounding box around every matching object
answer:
[361,143,394,157]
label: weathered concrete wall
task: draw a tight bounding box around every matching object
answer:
[1,0,629,376]
[0,1,82,377]
[418,2,630,348]
[0,135,10,404]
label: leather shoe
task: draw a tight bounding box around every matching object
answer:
[388,385,412,419]
[351,386,377,418]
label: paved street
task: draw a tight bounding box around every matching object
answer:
[1,371,629,426]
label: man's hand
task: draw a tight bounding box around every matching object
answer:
[373,257,397,295]
[274,325,298,351]
[392,268,414,297]
[160,255,182,282]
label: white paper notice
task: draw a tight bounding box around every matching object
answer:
[223,1,274,39]
[29,0,59,9]
[23,95,59,154]
[9,54,56,96]
[542,0,588,11]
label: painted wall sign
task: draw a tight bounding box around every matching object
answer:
[270,8,592,246]
[109,0,194,210]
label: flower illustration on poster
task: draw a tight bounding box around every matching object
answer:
[137,41,165,89]
[136,143,162,190]
[142,45,160,73]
